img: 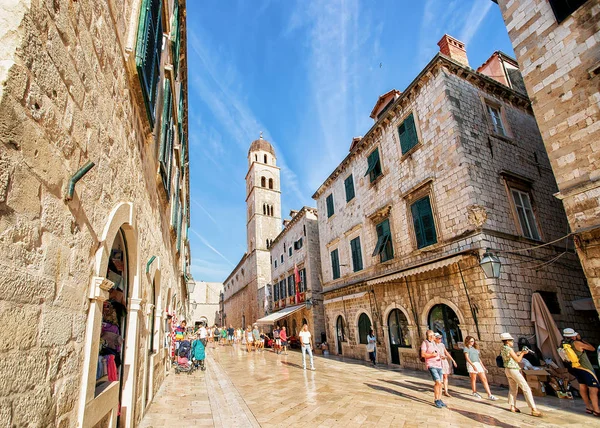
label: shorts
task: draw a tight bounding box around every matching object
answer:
[569,367,599,388]
[429,367,444,383]
[275,339,281,345]
[281,340,288,347]
[228,335,233,340]
[467,361,484,374]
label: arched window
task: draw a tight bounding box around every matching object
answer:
[261,176,266,187]
[357,313,371,344]
[255,155,257,161]
[263,204,266,215]
[264,154,268,164]
[269,178,274,189]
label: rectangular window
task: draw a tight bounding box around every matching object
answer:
[411,196,438,249]
[281,254,284,263]
[294,238,303,250]
[274,260,277,268]
[365,148,382,183]
[135,0,163,126]
[372,219,394,262]
[288,247,292,257]
[300,268,307,292]
[326,194,335,218]
[487,104,506,136]
[331,249,340,280]
[511,189,541,240]
[350,237,363,272]
[288,275,294,296]
[159,78,174,196]
[280,280,286,299]
[274,283,279,301]
[344,175,355,202]
[171,0,181,76]
[398,113,419,155]
[548,0,588,23]
[536,290,561,314]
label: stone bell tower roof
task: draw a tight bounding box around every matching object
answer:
[248,132,276,157]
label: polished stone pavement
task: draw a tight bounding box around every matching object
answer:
[140,344,594,427]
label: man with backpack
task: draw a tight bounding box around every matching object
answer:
[420,330,446,408]
[560,328,599,417]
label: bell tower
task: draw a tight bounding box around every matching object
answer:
[246,134,282,253]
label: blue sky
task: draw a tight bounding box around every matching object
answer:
[186,0,513,283]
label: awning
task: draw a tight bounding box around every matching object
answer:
[366,254,467,286]
[255,304,305,325]
[572,297,596,311]
[324,291,367,305]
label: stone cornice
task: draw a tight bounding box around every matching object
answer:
[312,53,532,199]
[270,206,317,248]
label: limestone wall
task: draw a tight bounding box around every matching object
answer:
[0,0,189,426]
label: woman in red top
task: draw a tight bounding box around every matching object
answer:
[279,326,288,355]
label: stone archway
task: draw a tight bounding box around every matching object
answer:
[382,303,413,365]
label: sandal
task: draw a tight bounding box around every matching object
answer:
[510,408,521,413]
[443,391,451,397]
[585,408,593,414]
[531,410,543,417]
[592,411,600,417]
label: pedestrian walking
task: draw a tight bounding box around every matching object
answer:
[198,323,208,346]
[421,330,446,408]
[280,326,288,355]
[299,324,315,370]
[463,335,497,401]
[434,333,456,397]
[367,329,377,366]
[246,326,254,352]
[561,328,599,417]
[273,325,281,354]
[500,332,542,417]
[252,324,261,351]
[227,325,235,345]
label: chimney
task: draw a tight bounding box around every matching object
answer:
[289,210,299,218]
[283,219,291,228]
[438,34,469,67]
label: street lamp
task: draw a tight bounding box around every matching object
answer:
[187,280,196,294]
[480,249,501,279]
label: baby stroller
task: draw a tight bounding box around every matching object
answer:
[192,338,206,371]
[174,340,194,374]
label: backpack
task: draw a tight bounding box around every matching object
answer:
[557,341,580,368]
[496,355,505,368]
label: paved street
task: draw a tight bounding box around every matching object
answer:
[140,345,592,427]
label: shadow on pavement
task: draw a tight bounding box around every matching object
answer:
[379,379,430,393]
[280,361,304,370]
[449,408,519,428]
[365,383,433,407]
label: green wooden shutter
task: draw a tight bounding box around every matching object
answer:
[171,0,180,75]
[331,249,340,279]
[351,237,363,272]
[365,148,378,177]
[326,194,334,217]
[399,113,418,154]
[136,0,163,126]
[345,175,355,202]
[412,197,437,248]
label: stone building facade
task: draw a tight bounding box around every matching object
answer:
[222,137,281,328]
[260,207,326,344]
[312,34,599,383]
[0,0,191,427]
[187,280,223,327]
[492,0,600,315]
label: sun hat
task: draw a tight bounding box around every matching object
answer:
[500,332,514,341]
[434,333,442,338]
[563,328,578,338]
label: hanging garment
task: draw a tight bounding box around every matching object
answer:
[97,357,104,379]
[107,355,118,381]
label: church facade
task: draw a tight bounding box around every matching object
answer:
[221,137,282,328]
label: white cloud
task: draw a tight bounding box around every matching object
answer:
[459,1,494,45]
[189,228,235,267]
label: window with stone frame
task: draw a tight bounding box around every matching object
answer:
[344,174,355,202]
[398,112,420,155]
[274,281,279,301]
[331,249,340,279]
[357,313,371,345]
[365,147,383,183]
[410,196,438,249]
[350,236,363,272]
[548,0,588,23]
[280,280,286,299]
[326,193,335,218]
[299,268,307,292]
[294,238,303,250]
[287,275,294,296]
[503,173,542,241]
[288,246,292,257]
[159,78,174,196]
[372,219,393,262]
[486,102,507,136]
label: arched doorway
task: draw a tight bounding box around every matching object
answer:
[242,314,246,329]
[388,309,411,365]
[335,315,345,355]
[96,228,130,420]
[428,304,466,375]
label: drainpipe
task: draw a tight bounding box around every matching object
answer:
[64,161,95,201]
[146,256,157,274]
